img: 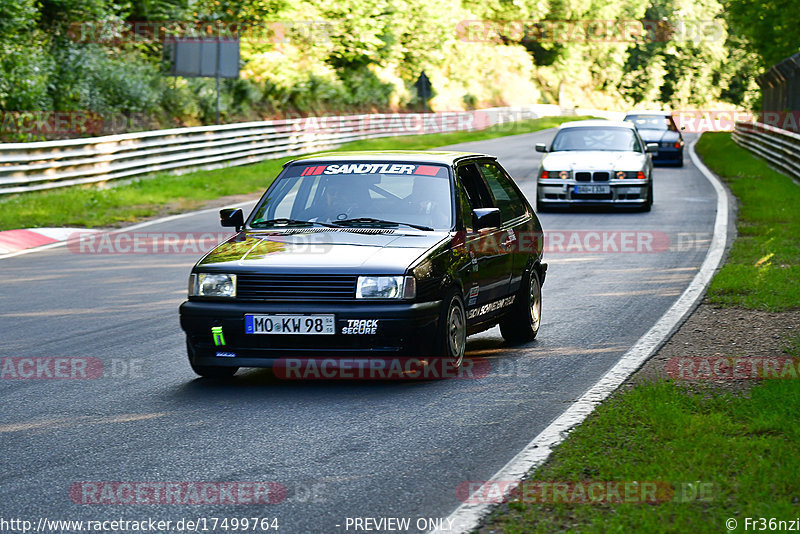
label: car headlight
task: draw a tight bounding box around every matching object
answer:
[189,273,237,297]
[540,170,570,179]
[356,276,416,299]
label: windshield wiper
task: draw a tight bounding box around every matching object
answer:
[250,218,336,228]
[331,217,433,232]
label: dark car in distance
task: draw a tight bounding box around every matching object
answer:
[179,151,546,378]
[623,111,685,166]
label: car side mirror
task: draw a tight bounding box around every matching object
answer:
[535,143,547,153]
[473,208,502,231]
[645,143,659,153]
[220,208,244,231]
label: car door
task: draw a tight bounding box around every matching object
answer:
[476,159,536,295]
[456,162,513,322]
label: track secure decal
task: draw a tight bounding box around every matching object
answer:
[342,319,379,335]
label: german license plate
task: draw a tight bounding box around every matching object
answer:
[245,314,335,335]
[574,185,611,194]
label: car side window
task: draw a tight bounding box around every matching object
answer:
[633,133,643,153]
[477,161,527,221]
[457,163,493,210]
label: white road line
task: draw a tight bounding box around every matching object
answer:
[0,200,257,261]
[431,138,730,534]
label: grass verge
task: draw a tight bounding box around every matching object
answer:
[480,353,800,533]
[696,133,800,311]
[0,115,589,231]
[479,132,800,533]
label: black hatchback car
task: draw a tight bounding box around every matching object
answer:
[179,151,546,378]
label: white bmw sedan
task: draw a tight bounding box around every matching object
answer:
[535,120,656,212]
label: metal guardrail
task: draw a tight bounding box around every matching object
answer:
[0,105,563,195]
[757,53,800,133]
[733,120,800,181]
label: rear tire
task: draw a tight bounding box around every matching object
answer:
[435,290,467,368]
[187,339,238,378]
[500,269,542,343]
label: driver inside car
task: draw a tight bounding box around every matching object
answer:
[406,177,450,228]
[317,175,374,222]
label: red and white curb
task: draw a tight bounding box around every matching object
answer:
[0,228,101,255]
[0,200,257,260]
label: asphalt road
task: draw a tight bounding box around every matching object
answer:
[0,130,716,533]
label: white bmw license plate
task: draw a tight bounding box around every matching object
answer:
[245,314,335,335]
[574,185,611,194]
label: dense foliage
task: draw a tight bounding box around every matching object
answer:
[0,0,791,139]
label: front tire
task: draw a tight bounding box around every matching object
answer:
[500,269,542,343]
[639,184,653,212]
[435,290,467,368]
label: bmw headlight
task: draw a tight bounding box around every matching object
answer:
[189,273,237,298]
[356,276,416,299]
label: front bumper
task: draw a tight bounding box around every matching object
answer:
[537,180,649,207]
[180,299,442,368]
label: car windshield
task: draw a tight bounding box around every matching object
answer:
[624,114,677,131]
[249,161,453,230]
[550,127,642,152]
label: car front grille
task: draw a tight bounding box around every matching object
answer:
[237,274,357,301]
[575,171,610,182]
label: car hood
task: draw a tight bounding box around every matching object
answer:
[637,129,680,143]
[542,150,646,171]
[197,229,449,274]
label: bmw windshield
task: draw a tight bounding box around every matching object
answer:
[550,127,643,152]
[249,161,453,231]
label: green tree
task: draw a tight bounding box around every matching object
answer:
[723,0,800,67]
